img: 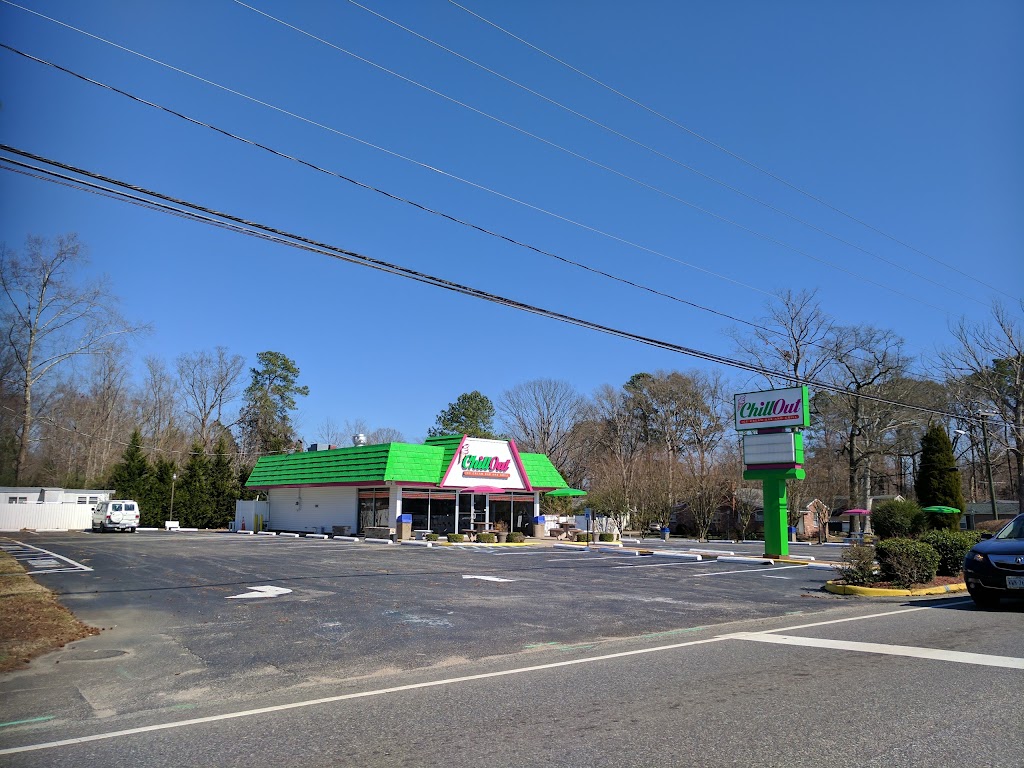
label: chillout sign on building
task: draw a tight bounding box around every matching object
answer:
[441,437,528,489]
[734,386,811,431]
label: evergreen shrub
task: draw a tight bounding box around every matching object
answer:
[876,538,939,588]
[919,530,980,576]
[425,533,439,541]
[477,532,497,543]
[870,500,925,539]
[575,532,593,542]
[446,533,464,543]
[507,532,526,543]
[837,545,877,585]
[599,532,615,542]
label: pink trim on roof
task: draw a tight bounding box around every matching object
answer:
[438,434,470,488]
[744,463,802,470]
[508,439,533,491]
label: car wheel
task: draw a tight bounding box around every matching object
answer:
[968,587,1000,609]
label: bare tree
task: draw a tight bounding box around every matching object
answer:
[591,384,646,523]
[819,326,919,512]
[730,288,836,387]
[499,378,590,488]
[941,301,1024,513]
[368,427,404,444]
[176,346,245,450]
[0,235,144,482]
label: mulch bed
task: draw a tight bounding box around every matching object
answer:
[835,574,964,590]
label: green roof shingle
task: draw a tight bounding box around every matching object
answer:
[245,437,571,491]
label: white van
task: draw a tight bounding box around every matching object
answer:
[92,500,141,533]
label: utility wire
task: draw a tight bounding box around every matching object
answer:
[447,0,1019,304]
[0,17,773,301]
[337,0,990,308]
[0,43,909,374]
[0,144,999,429]
[227,0,955,313]
[4,0,959,315]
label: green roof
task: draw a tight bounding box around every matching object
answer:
[245,438,570,490]
[519,453,568,490]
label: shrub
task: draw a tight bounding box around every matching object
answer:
[425,533,439,541]
[599,532,615,542]
[919,529,980,576]
[876,538,939,588]
[870,500,925,539]
[837,545,877,585]
[575,532,593,542]
[507,532,525,543]
[476,532,497,543]
[446,533,464,543]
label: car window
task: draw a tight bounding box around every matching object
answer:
[995,515,1024,540]
[125,503,136,511]
[112,503,123,512]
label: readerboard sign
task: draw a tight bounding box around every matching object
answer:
[734,386,810,431]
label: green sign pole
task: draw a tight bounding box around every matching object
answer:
[744,467,805,558]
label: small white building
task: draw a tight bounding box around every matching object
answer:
[0,486,114,531]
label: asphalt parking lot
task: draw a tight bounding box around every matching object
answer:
[2,531,1021,767]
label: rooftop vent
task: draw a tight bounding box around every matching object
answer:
[352,434,367,446]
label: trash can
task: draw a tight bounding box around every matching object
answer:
[395,514,412,541]
[661,526,671,541]
[788,526,797,542]
[531,515,546,539]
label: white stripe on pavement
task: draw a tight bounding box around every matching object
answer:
[730,632,1024,669]
[0,603,961,757]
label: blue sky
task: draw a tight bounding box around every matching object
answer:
[2,0,1022,444]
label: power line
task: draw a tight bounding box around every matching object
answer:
[336,0,991,308]
[0,43,911,375]
[447,0,1020,305]
[225,0,957,313]
[4,0,965,317]
[0,15,775,301]
[0,144,997,429]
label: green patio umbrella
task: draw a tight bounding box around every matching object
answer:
[545,488,587,497]
[922,506,961,514]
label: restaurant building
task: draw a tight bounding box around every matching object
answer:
[243,434,572,536]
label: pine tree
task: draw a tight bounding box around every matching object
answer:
[209,435,240,528]
[176,441,212,528]
[107,429,151,500]
[139,457,177,528]
[916,424,964,528]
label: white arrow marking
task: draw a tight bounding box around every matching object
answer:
[226,585,293,599]
[462,575,514,582]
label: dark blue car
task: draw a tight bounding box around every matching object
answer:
[963,513,1024,608]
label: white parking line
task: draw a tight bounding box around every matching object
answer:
[0,541,92,573]
[691,564,808,577]
[0,603,960,756]
[730,632,1024,669]
[613,560,707,569]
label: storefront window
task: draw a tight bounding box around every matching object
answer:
[358,489,390,533]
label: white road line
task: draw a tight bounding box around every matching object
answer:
[757,601,971,634]
[691,564,808,577]
[0,603,956,756]
[762,575,790,580]
[730,632,1024,669]
[613,561,707,569]
[1,541,92,573]
[462,575,514,582]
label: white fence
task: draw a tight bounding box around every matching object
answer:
[0,502,92,531]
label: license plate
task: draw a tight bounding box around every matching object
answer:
[1008,576,1024,589]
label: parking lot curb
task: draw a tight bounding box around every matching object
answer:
[824,580,968,597]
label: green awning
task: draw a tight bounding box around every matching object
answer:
[545,488,587,497]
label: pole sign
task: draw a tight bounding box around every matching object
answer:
[734,385,810,431]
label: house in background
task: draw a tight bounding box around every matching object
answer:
[0,486,114,531]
